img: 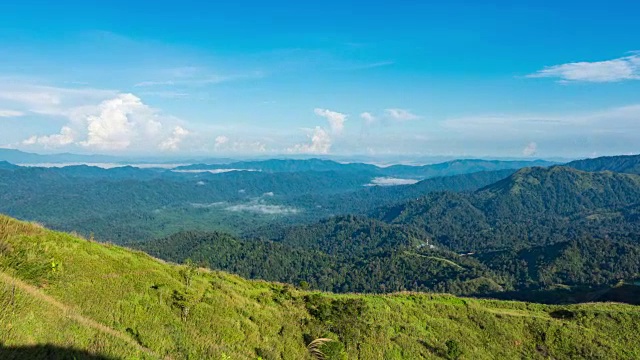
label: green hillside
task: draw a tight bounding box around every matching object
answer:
[566,154,640,175]
[2,215,640,359]
[376,166,640,251]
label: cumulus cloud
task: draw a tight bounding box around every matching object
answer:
[288,108,349,154]
[522,142,538,156]
[360,112,376,126]
[159,126,190,151]
[0,109,24,118]
[287,126,332,154]
[527,53,640,82]
[22,126,76,148]
[77,94,162,150]
[314,108,347,134]
[385,108,420,121]
[19,92,189,152]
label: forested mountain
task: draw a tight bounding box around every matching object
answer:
[3,216,639,359]
[280,169,517,216]
[376,166,640,251]
[565,154,640,174]
[478,237,640,290]
[0,161,18,170]
[137,216,505,294]
[0,167,375,241]
[0,164,520,242]
[135,163,640,299]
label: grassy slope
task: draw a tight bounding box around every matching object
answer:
[1,215,640,359]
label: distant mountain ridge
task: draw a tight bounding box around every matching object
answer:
[565,154,640,174]
[0,148,124,164]
[176,158,557,179]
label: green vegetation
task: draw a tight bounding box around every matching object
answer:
[136,217,505,294]
[375,166,640,251]
[0,158,544,244]
[134,166,640,301]
[566,154,640,175]
[2,215,640,359]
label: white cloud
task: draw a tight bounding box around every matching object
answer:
[159,126,190,151]
[225,203,299,215]
[287,126,332,154]
[214,135,229,148]
[385,108,420,121]
[231,140,267,153]
[0,90,61,107]
[78,94,162,150]
[287,108,348,154]
[527,53,640,82]
[207,134,267,154]
[0,110,24,118]
[0,83,117,117]
[360,112,376,126]
[522,142,537,156]
[22,126,76,148]
[18,92,188,152]
[366,177,419,186]
[314,108,347,134]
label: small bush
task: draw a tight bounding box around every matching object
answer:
[446,339,463,360]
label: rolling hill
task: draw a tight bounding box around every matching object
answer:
[2,215,640,359]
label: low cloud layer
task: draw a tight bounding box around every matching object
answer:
[366,177,419,186]
[288,126,332,154]
[225,203,299,215]
[191,199,299,215]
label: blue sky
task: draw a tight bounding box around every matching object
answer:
[0,0,639,158]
